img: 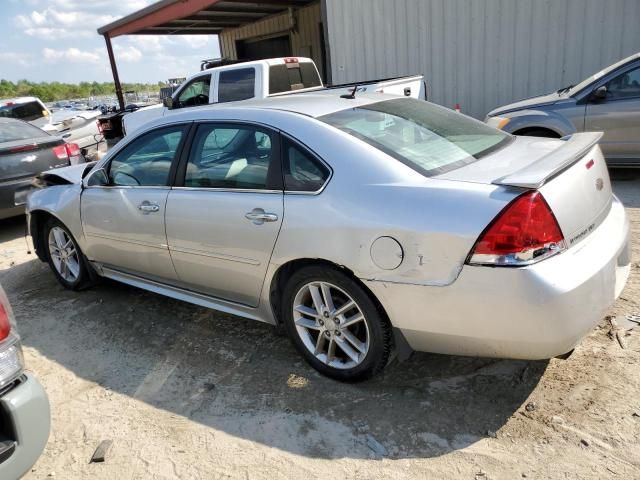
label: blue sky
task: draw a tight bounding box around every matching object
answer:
[1,0,221,83]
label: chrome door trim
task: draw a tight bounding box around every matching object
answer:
[85,232,169,250]
[168,245,260,266]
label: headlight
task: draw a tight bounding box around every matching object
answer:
[0,286,24,389]
[486,116,511,130]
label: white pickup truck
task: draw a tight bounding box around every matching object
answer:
[123,57,427,135]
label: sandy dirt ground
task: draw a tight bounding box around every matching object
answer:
[0,173,638,480]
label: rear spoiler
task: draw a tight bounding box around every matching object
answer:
[493,132,603,189]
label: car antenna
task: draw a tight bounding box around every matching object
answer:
[341,85,359,99]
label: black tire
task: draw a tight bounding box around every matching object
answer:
[43,217,95,291]
[282,265,392,382]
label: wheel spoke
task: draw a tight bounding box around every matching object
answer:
[53,228,66,249]
[295,317,321,330]
[335,336,360,363]
[341,313,364,329]
[326,338,336,364]
[294,305,321,319]
[308,284,325,313]
[66,257,80,279]
[314,333,326,355]
[342,330,366,353]
[333,300,355,317]
[60,259,68,278]
[48,243,61,254]
[320,283,335,312]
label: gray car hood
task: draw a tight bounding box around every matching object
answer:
[488,92,562,116]
[37,162,95,185]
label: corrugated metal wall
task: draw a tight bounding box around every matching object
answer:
[325,0,640,118]
[219,2,325,79]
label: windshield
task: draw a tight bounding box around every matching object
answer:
[0,101,47,122]
[569,54,640,95]
[320,98,511,176]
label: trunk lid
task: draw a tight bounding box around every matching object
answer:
[438,133,612,248]
[0,136,69,183]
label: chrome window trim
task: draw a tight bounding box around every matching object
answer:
[84,185,171,190]
[170,186,282,195]
[280,132,333,196]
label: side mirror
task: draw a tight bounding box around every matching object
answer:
[163,97,174,109]
[85,168,109,187]
[592,85,608,101]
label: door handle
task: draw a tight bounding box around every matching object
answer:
[245,208,278,225]
[138,202,160,213]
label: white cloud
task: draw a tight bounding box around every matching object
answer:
[0,52,34,67]
[115,45,142,63]
[43,47,101,64]
[17,7,118,40]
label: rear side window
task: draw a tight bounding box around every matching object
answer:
[218,68,256,103]
[283,139,330,192]
[320,98,511,177]
[0,120,48,142]
[0,101,46,122]
[269,62,322,95]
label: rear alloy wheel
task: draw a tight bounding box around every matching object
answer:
[44,219,93,290]
[283,266,391,381]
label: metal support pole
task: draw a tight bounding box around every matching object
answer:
[104,34,125,111]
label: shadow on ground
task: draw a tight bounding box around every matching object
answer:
[2,255,547,460]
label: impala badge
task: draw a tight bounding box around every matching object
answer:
[596,178,604,191]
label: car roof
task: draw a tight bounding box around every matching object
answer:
[0,96,41,104]
[198,92,397,119]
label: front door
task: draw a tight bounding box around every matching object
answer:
[165,123,283,307]
[81,124,189,281]
[585,63,640,164]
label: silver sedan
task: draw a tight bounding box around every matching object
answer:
[26,93,631,381]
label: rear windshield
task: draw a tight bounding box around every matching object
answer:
[0,120,48,143]
[0,101,46,122]
[269,62,322,95]
[320,98,511,176]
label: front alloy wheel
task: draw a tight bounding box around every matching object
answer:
[48,226,81,283]
[283,266,392,381]
[44,218,93,290]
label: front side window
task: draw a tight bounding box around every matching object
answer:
[283,139,329,192]
[176,75,211,108]
[109,126,186,187]
[606,66,640,100]
[320,98,511,177]
[185,124,276,190]
[218,68,256,103]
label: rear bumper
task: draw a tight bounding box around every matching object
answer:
[0,179,32,219]
[365,196,631,359]
[0,374,50,480]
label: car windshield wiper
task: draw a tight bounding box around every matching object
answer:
[556,84,574,94]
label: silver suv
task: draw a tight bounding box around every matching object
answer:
[486,52,640,166]
[0,285,50,479]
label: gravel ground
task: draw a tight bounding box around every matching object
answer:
[0,173,638,480]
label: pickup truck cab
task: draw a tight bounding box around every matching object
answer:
[124,57,427,135]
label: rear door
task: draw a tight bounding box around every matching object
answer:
[81,124,189,281]
[165,122,283,307]
[585,63,640,164]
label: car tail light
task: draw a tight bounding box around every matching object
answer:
[52,144,69,160]
[0,287,24,389]
[0,304,9,341]
[467,191,566,266]
[65,143,81,157]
